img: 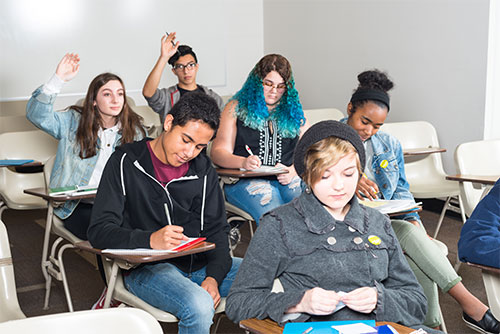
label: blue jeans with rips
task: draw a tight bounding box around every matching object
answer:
[224,177,303,225]
[124,257,242,334]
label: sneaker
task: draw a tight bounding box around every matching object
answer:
[91,287,122,310]
[463,309,500,334]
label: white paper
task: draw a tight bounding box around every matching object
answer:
[239,165,287,173]
[331,323,377,334]
[101,238,202,256]
[359,199,419,214]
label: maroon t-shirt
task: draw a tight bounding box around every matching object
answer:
[147,141,189,186]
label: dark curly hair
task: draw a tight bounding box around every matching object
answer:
[169,92,220,139]
[168,45,198,66]
[351,69,394,112]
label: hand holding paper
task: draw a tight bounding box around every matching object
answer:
[287,287,345,315]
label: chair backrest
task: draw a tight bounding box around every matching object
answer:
[454,139,500,217]
[0,219,26,322]
[0,115,38,134]
[380,121,447,184]
[0,308,162,333]
[303,108,344,125]
[0,131,58,211]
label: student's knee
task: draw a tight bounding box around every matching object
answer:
[246,180,273,205]
[178,290,215,326]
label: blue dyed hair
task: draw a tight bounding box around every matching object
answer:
[230,54,305,138]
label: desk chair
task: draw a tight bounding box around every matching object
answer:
[0,130,57,219]
[81,244,227,333]
[0,219,26,322]
[454,139,500,221]
[0,308,163,334]
[218,177,255,255]
[41,155,83,312]
[465,263,500,320]
[303,108,344,125]
[380,121,462,238]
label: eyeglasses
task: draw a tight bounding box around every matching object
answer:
[173,62,197,71]
[262,80,287,92]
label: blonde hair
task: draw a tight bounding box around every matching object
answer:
[302,137,362,188]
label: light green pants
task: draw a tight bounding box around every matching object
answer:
[391,219,462,328]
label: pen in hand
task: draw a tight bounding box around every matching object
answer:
[245,145,254,156]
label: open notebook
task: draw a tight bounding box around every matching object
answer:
[359,199,420,215]
[102,237,206,256]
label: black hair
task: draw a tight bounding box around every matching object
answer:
[169,92,220,139]
[168,45,198,66]
[351,69,394,112]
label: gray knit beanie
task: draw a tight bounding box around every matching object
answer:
[294,120,366,177]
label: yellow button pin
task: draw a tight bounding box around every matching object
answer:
[368,235,381,245]
[380,160,388,169]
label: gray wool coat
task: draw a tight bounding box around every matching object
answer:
[226,191,427,327]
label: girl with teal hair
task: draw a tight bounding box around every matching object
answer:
[211,54,310,225]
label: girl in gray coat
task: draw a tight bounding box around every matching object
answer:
[226,121,430,329]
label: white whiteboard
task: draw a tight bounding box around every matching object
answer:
[0,0,226,101]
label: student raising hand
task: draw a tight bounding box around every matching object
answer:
[55,53,80,82]
[160,32,179,61]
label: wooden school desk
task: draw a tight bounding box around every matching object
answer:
[239,318,416,334]
[216,168,288,178]
[75,240,215,309]
[403,147,446,157]
[446,174,499,202]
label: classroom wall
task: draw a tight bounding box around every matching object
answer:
[263,0,490,173]
[0,0,264,111]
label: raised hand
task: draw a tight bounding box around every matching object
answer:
[55,53,80,82]
[160,32,180,61]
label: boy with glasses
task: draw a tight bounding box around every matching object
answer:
[143,32,224,124]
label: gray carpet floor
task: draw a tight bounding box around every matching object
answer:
[3,199,485,333]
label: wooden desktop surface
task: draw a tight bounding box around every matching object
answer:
[403,147,446,156]
[239,318,415,334]
[24,187,96,201]
[216,168,288,178]
[446,174,499,186]
[75,240,215,264]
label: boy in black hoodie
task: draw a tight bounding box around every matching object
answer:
[88,92,241,333]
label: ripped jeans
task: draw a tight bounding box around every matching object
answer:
[224,177,303,225]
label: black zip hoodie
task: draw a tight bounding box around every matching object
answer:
[88,138,232,284]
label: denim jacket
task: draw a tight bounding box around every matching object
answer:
[26,86,145,219]
[341,118,420,221]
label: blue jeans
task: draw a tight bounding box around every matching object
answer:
[225,177,303,224]
[124,257,242,334]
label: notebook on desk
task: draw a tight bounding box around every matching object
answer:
[102,237,206,256]
[0,159,34,166]
[359,199,420,215]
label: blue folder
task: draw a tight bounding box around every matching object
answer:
[283,320,376,334]
[0,159,34,166]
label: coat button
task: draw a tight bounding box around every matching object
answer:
[353,237,363,244]
[348,226,356,232]
[327,237,337,245]
[383,184,388,189]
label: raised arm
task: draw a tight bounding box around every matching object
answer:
[142,33,179,98]
[26,53,80,139]
[210,100,261,170]
[55,53,80,82]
